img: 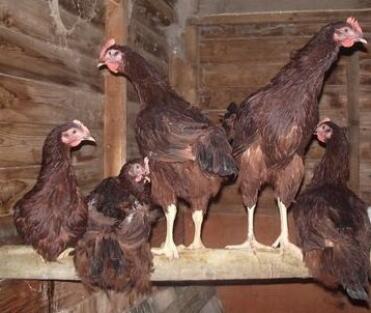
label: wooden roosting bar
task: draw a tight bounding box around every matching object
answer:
[0,246,310,281]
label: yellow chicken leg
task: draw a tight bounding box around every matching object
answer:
[226,204,272,252]
[187,210,206,249]
[272,199,303,259]
[151,204,179,260]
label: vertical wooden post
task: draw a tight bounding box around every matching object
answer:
[346,52,360,193]
[183,23,199,106]
[103,0,128,177]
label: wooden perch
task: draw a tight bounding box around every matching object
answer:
[0,245,312,281]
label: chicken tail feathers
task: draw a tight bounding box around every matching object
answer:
[196,127,238,177]
[74,231,129,292]
[346,287,369,302]
[74,209,152,294]
[90,236,125,278]
[304,244,369,302]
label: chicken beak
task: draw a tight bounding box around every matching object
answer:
[97,62,106,69]
[84,135,96,143]
[358,37,368,45]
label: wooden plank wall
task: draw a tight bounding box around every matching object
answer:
[198,0,369,14]
[0,1,105,312]
[0,0,105,217]
[187,10,371,213]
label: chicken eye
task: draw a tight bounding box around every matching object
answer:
[72,129,77,134]
[109,50,119,57]
[344,28,349,33]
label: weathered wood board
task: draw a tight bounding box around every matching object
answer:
[0,245,310,281]
[0,0,105,219]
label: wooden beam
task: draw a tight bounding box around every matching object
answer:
[0,245,312,281]
[188,8,371,25]
[346,52,360,193]
[103,0,128,177]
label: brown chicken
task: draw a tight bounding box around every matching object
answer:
[13,120,95,261]
[223,17,367,255]
[98,39,238,259]
[86,157,151,220]
[74,159,152,293]
[293,120,371,302]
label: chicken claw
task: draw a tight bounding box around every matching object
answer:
[57,247,74,261]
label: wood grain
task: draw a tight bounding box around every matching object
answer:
[189,9,371,26]
[0,280,50,313]
[0,73,103,126]
[0,25,102,91]
[0,245,311,281]
[0,1,105,311]
[103,0,128,177]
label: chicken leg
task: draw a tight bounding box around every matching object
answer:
[226,204,271,252]
[271,199,303,259]
[187,210,205,249]
[151,204,179,259]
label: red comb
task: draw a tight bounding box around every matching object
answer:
[73,119,89,133]
[346,16,363,34]
[317,117,331,126]
[99,38,116,60]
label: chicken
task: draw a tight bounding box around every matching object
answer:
[13,120,95,261]
[293,120,371,302]
[86,157,151,220]
[98,39,238,259]
[223,17,367,255]
[74,160,152,293]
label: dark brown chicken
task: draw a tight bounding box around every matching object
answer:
[13,120,95,261]
[74,159,153,293]
[98,39,238,259]
[86,157,151,220]
[223,17,367,254]
[293,120,371,302]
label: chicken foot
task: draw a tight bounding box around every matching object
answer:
[151,204,179,259]
[57,247,75,261]
[226,204,271,252]
[272,199,303,259]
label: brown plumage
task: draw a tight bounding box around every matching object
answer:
[222,102,239,145]
[86,158,151,220]
[98,40,238,259]
[74,159,153,293]
[13,120,95,261]
[223,17,367,254]
[293,120,371,302]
